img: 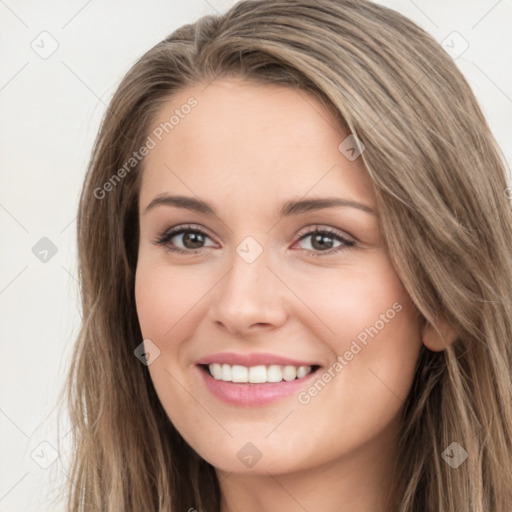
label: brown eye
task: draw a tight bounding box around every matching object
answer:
[295,227,356,256]
[153,225,215,254]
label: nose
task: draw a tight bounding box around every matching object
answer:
[207,244,288,337]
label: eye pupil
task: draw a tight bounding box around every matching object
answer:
[312,233,334,250]
[183,231,204,248]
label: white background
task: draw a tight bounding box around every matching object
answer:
[1,0,511,510]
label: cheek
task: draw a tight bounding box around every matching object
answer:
[291,256,423,411]
[283,265,422,468]
[134,262,212,441]
[134,261,211,342]
[284,255,421,355]
[135,268,173,339]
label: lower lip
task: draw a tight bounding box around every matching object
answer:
[197,365,319,407]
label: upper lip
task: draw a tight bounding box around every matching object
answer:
[196,352,320,367]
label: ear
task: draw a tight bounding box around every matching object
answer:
[422,316,458,352]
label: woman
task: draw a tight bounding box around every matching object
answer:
[62,0,512,510]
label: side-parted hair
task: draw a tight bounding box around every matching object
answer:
[60,1,512,510]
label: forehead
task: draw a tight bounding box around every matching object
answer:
[139,79,375,211]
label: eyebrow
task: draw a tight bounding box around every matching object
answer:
[143,194,376,217]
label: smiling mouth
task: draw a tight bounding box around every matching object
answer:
[199,363,322,384]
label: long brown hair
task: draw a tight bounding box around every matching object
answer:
[59,0,512,510]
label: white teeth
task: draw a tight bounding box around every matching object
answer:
[210,363,222,380]
[207,363,313,383]
[231,365,248,382]
[282,365,297,381]
[249,365,267,383]
[297,366,309,379]
[221,364,231,381]
[266,365,282,382]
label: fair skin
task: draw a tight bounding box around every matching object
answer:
[135,78,425,512]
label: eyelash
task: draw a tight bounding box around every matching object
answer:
[152,223,356,257]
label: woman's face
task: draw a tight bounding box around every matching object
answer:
[135,78,423,476]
